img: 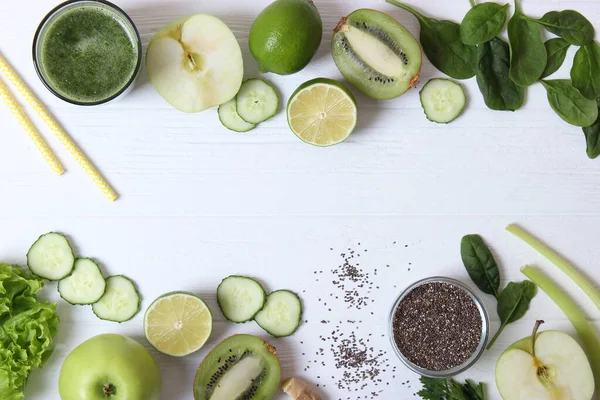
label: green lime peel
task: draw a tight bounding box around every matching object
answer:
[521,265,600,389]
[507,224,600,310]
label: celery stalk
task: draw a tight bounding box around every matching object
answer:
[521,265,600,387]
[507,224,600,310]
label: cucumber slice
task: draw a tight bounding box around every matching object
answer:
[58,258,106,305]
[218,98,256,132]
[419,78,466,124]
[217,275,266,323]
[92,275,140,322]
[235,79,279,124]
[27,232,75,280]
[254,290,302,337]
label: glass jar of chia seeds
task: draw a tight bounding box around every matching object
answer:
[388,276,490,378]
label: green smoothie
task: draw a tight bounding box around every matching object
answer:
[38,4,139,103]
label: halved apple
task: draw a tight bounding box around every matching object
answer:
[146,14,243,113]
[496,321,595,400]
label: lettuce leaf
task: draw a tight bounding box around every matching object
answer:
[0,263,44,318]
[0,264,59,398]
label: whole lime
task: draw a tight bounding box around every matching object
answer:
[249,0,322,75]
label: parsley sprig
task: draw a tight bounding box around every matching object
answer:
[417,377,485,400]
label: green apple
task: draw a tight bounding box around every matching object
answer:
[146,14,243,113]
[59,334,161,400]
[496,321,595,400]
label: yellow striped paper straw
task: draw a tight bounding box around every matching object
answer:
[0,76,64,175]
[0,56,118,201]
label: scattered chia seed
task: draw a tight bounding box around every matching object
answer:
[392,282,482,371]
[324,246,377,310]
[316,323,390,398]
[304,242,418,397]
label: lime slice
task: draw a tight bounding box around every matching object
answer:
[144,292,212,357]
[287,78,358,146]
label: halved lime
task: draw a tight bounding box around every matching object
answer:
[287,78,358,146]
[144,292,212,357]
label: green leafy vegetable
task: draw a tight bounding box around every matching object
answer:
[540,79,598,127]
[463,381,485,400]
[417,376,485,400]
[487,280,536,349]
[476,37,525,111]
[386,0,478,79]
[460,3,509,45]
[461,234,500,298]
[507,224,600,309]
[526,10,595,46]
[0,263,59,399]
[521,265,600,389]
[571,42,600,100]
[541,38,570,79]
[460,233,537,349]
[583,100,600,159]
[508,0,547,87]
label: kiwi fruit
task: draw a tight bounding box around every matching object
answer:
[332,9,422,100]
[193,334,281,400]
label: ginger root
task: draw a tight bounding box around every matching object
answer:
[282,377,322,400]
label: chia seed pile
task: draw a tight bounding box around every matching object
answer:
[319,245,377,310]
[392,282,482,371]
[317,322,393,399]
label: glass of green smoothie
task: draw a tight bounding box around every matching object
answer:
[33,0,141,105]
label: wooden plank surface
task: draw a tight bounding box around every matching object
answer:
[0,0,599,399]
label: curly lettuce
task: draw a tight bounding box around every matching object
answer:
[0,263,59,399]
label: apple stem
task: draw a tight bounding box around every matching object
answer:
[530,320,555,387]
[531,320,544,358]
[103,383,116,397]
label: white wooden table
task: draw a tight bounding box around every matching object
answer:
[1,0,599,399]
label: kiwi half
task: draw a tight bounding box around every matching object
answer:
[332,9,422,100]
[193,334,281,400]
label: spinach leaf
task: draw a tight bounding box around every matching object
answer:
[387,0,478,79]
[508,0,547,87]
[571,42,600,100]
[541,38,570,79]
[461,234,500,299]
[461,3,509,45]
[583,100,600,159]
[541,79,599,127]
[476,37,525,111]
[487,280,536,349]
[531,10,595,46]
